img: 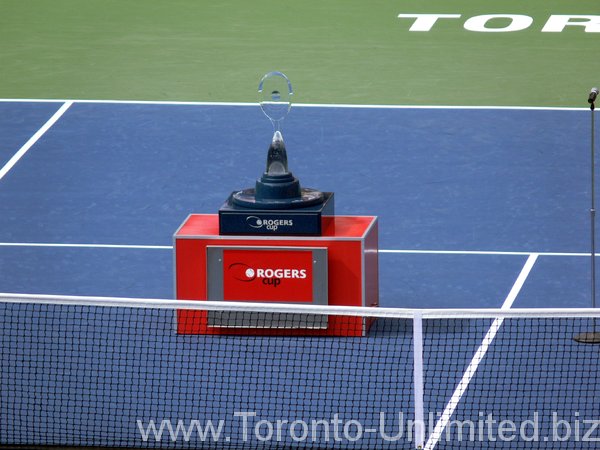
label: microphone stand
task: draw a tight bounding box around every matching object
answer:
[575,90,600,343]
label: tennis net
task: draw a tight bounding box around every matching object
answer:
[0,293,598,449]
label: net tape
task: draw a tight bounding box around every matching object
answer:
[2,292,600,318]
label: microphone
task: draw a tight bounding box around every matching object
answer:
[590,87,599,104]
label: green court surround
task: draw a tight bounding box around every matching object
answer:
[1,0,599,107]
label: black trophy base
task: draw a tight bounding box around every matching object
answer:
[219,192,334,236]
[233,186,324,209]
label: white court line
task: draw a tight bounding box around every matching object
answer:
[0,98,587,111]
[424,253,539,450]
[380,249,593,257]
[0,101,73,181]
[0,242,171,250]
[0,242,593,257]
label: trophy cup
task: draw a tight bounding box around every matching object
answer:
[219,72,334,235]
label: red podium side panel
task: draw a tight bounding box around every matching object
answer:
[174,215,378,336]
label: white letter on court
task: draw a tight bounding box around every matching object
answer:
[398,14,461,32]
[464,15,533,32]
[542,15,600,33]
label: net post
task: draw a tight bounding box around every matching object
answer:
[413,311,425,448]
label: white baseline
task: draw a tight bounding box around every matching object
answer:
[0,98,586,112]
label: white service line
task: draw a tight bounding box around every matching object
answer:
[380,249,591,257]
[0,242,171,250]
[0,101,73,181]
[0,242,592,257]
[424,253,539,450]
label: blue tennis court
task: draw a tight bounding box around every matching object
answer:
[0,100,598,448]
[0,100,592,306]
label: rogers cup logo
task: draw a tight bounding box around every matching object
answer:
[228,262,306,288]
[223,249,313,302]
[246,216,294,231]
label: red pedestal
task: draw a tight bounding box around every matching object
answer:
[174,214,378,336]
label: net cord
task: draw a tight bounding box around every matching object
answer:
[1,292,600,319]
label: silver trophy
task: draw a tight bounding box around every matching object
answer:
[231,72,324,209]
